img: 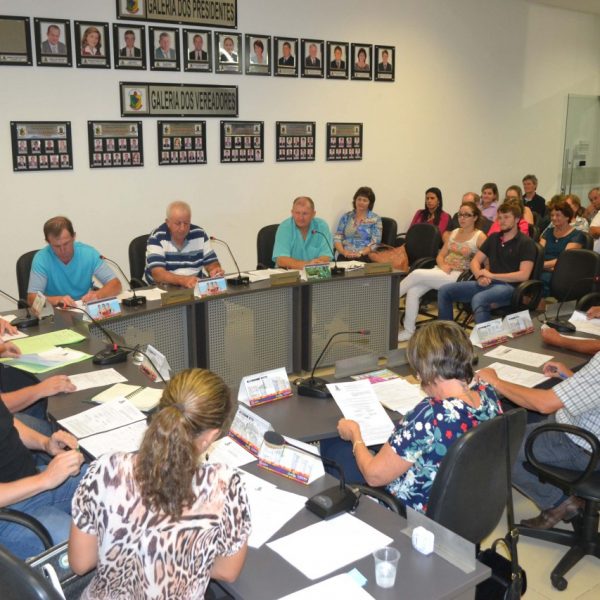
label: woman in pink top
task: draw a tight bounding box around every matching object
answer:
[409,187,450,236]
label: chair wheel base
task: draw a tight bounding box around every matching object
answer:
[551,574,568,591]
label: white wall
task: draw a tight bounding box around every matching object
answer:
[1,0,599,307]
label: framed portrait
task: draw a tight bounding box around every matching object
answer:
[88,120,143,169]
[158,121,206,166]
[220,121,263,163]
[11,121,73,172]
[326,122,363,162]
[113,23,146,70]
[273,37,297,78]
[75,21,110,68]
[183,28,212,72]
[0,15,33,66]
[300,39,323,79]
[245,34,270,76]
[374,45,395,82]
[34,18,72,67]
[149,26,180,71]
[351,43,372,81]
[215,31,241,74]
[276,122,315,162]
[326,41,349,80]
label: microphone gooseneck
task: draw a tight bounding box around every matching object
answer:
[311,229,345,275]
[0,287,39,329]
[99,254,146,307]
[209,236,250,286]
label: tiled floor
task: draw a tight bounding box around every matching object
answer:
[481,489,600,599]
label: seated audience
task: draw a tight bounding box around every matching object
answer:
[69,369,251,598]
[588,190,600,253]
[487,197,532,236]
[445,192,492,240]
[27,216,121,308]
[437,200,536,324]
[522,173,546,218]
[584,186,600,222]
[398,201,486,342]
[505,185,534,225]
[408,187,450,237]
[478,356,600,529]
[334,186,382,260]
[0,367,85,559]
[272,196,333,268]
[145,200,224,288]
[479,182,499,221]
[564,194,589,232]
[324,321,501,513]
[539,201,584,297]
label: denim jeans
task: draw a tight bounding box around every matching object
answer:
[512,419,598,510]
[0,464,87,559]
[437,280,514,323]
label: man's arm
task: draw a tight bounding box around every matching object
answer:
[81,277,122,304]
[205,261,225,278]
[481,259,534,283]
[541,326,600,355]
[0,375,75,413]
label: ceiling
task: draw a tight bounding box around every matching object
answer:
[528,0,600,15]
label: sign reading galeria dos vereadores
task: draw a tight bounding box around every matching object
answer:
[120,82,238,117]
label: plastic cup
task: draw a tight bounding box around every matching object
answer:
[373,546,401,588]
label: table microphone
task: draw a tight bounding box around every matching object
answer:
[209,236,250,286]
[311,229,345,275]
[56,302,129,365]
[0,287,39,329]
[263,431,359,519]
[99,255,146,307]
[298,330,370,398]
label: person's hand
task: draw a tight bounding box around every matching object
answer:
[53,295,77,308]
[0,318,18,337]
[208,268,225,278]
[315,256,331,264]
[542,361,573,379]
[182,275,199,289]
[476,367,500,387]
[37,375,76,398]
[81,290,100,304]
[46,430,79,456]
[477,276,492,287]
[440,264,453,275]
[541,326,563,347]
[587,306,600,319]
[337,418,361,443]
[0,341,22,358]
[41,451,84,489]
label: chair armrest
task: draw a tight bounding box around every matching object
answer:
[510,280,543,310]
[525,423,600,487]
[576,292,600,312]
[395,234,407,248]
[348,484,406,517]
[410,257,436,271]
[457,269,474,282]
[0,509,53,550]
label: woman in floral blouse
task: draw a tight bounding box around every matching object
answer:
[336,320,501,513]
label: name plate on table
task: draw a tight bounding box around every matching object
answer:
[161,287,194,306]
[197,276,227,298]
[258,435,324,485]
[504,310,534,337]
[228,404,272,456]
[364,262,392,274]
[86,297,122,320]
[270,270,300,286]
[305,264,331,281]
[470,318,508,349]
[238,367,292,407]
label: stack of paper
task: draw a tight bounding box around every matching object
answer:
[569,311,600,336]
[371,377,426,414]
[92,383,163,411]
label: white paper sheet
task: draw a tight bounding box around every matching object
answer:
[258,435,325,484]
[483,345,553,368]
[277,573,375,600]
[1,329,28,341]
[206,436,256,468]
[327,380,394,446]
[2,314,18,324]
[78,420,148,458]
[481,362,549,388]
[569,310,600,336]
[68,368,128,391]
[267,513,393,580]
[247,486,307,548]
[372,377,425,414]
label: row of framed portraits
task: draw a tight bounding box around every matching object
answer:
[0,15,395,81]
[10,120,364,172]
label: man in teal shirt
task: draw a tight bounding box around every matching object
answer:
[272,196,333,269]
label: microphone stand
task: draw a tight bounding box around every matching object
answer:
[263,431,359,519]
[543,275,599,334]
[210,236,250,286]
[56,303,129,365]
[311,229,345,275]
[0,288,39,329]
[297,330,370,398]
[100,255,146,307]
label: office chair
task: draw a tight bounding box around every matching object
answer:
[256,224,278,269]
[380,217,398,247]
[547,249,600,305]
[395,223,442,270]
[576,291,600,312]
[128,234,149,288]
[519,423,600,591]
[579,231,594,251]
[0,508,53,550]
[354,409,527,545]
[16,250,40,306]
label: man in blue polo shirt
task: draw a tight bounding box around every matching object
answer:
[145,200,224,288]
[27,216,121,308]
[272,196,333,269]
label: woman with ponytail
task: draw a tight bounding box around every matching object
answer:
[68,369,250,599]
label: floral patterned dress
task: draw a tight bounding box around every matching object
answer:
[385,382,501,513]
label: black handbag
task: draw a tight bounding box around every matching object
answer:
[475,415,527,600]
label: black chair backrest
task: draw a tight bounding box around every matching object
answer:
[128,234,149,284]
[16,250,39,302]
[426,409,526,545]
[551,249,600,303]
[256,224,279,269]
[404,223,441,264]
[0,545,64,600]
[531,241,545,280]
[380,217,398,247]
[579,231,594,251]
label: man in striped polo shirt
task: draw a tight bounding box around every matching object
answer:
[145,200,224,288]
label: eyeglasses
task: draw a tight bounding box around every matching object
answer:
[458,213,475,218]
